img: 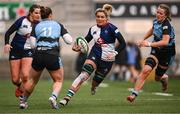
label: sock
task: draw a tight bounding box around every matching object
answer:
[19,96,27,102]
[132,89,139,96]
[51,92,58,100]
[66,89,75,98]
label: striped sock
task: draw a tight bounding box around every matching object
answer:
[19,96,27,102]
[66,89,75,98]
[51,92,58,100]
[132,90,139,96]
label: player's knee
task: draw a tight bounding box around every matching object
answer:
[11,78,21,86]
[155,66,167,81]
[93,72,105,84]
[82,64,94,75]
[145,57,157,69]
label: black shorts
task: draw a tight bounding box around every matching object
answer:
[32,53,63,71]
[9,49,33,60]
[87,51,113,76]
[151,48,175,67]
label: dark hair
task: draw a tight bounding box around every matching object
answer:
[159,4,172,21]
[40,6,52,19]
[28,4,41,16]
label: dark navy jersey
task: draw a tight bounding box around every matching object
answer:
[34,20,68,55]
[153,19,175,48]
[5,16,38,50]
[85,23,126,61]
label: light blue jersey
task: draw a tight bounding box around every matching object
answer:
[34,20,68,55]
[153,19,175,47]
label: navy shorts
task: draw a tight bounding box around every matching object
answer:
[9,49,33,60]
[150,47,175,67]
[32,52,63,71]
[87,51,113,76]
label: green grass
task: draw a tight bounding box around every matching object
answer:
[0,78,180,114]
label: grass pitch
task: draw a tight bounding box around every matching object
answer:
[0,78,180,114]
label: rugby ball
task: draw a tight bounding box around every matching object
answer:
[76,37,89,53]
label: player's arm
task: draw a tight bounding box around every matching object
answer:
[115,29,126,53]
[4,17,23,53]
[84,28,93,43]
[150,22,170,47]
[4,17,23,45]
[143,27,153,40]
[141,21,170,47]
[5,22,19,45]
[4,23,18,53]
[138,27,153,47]
[59,23,73,45]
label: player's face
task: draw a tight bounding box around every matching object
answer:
[96,12,108,26]
[30,8,41,22]
[156,7,166,22]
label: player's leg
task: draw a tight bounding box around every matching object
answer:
[60,59,96,106]
[160,74,168,92]
[48,68,64,109]
[155,65,169,92]
[91,61,113,95]
[155,55,175,92]
[19,57,33,96]
[19,68,42,109]
[127,55,158,102]
[19,53,44,109]
[129,65,139,83]
[42,55,63,109]
[91,71,105,95]
[9,49,24,97]
[9,59,22,97]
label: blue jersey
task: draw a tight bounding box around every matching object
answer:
[34,20,67,55]
[153,19,175,48]
[85,23,126,61]
[5,16,37,50]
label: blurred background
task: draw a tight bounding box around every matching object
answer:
[0,0,180,80]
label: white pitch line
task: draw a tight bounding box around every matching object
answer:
[152,92,173,96]
[139,98,180,101]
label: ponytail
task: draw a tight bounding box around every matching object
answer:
[95,4,113,18]
[102,4,113,17]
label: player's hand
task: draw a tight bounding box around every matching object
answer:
[140,40,151,47]
[72,43,81,52]
[137,39,144,47]
[106,51,118,60]
[4,44,12,53]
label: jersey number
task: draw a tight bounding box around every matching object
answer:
[43,27,52,37]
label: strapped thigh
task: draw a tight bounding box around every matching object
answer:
[155,64,168,77]
[93,71,105,84]
[82,63,94,75]
[145,55,158,69]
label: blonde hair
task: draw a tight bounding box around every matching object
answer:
[95,4,113,18]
